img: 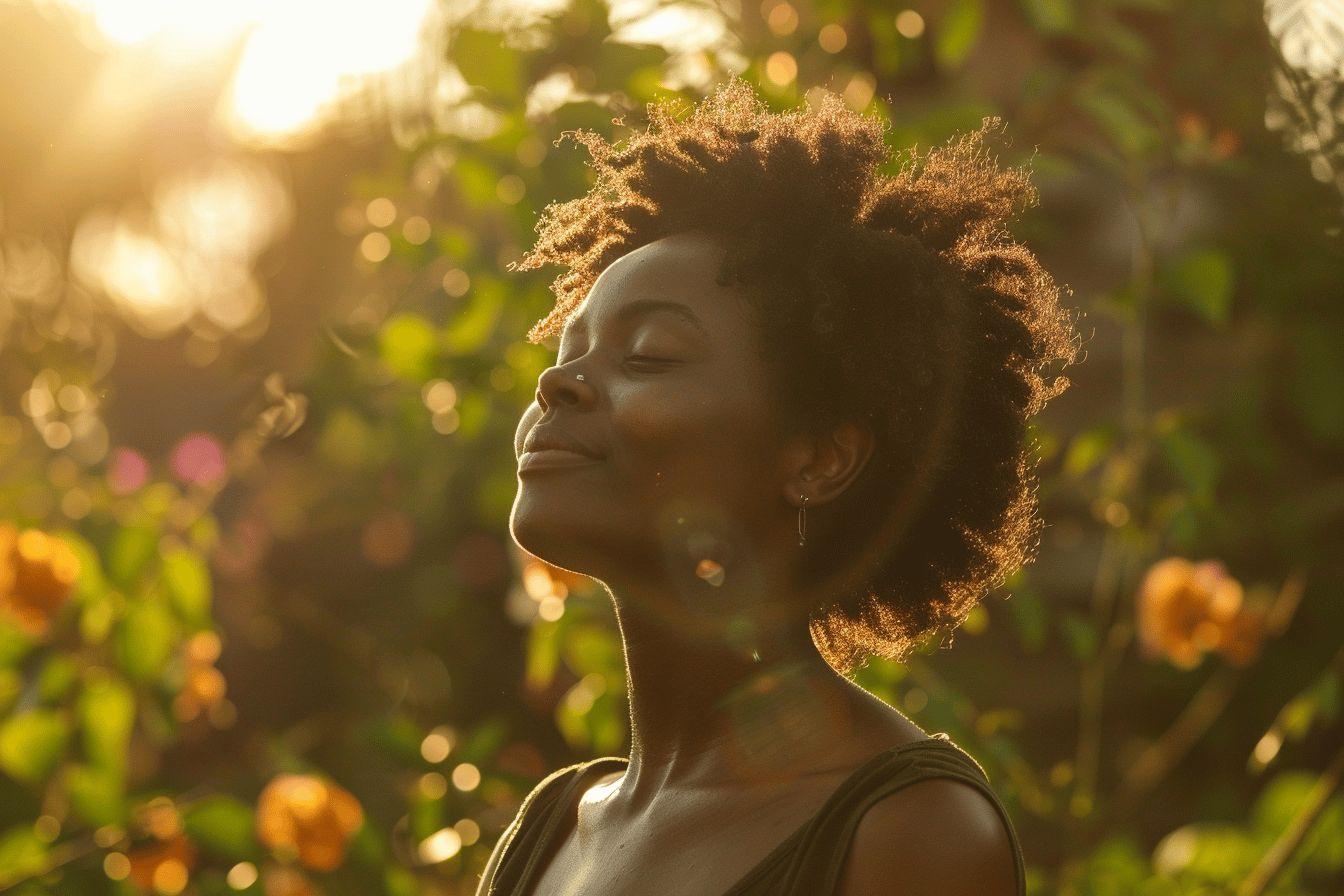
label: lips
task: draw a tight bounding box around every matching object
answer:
[521,427,603,459]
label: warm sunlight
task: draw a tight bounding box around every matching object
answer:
[42,0,436,146]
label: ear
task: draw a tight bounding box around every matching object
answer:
[780,420,875,508]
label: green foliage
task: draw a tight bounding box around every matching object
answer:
[0,826,48,889]
[161,548,212,629]
[113,597,177,684]
[182,796,261,861]
[1162,248,1235,325]
[936,0,985,69]
[78,674,134,780]
[1020,0,1075,34]
[1,0,1342,893]
[0,710,68,785]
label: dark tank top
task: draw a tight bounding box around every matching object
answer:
[477,733,1026,896]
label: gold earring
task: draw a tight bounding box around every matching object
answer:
[797,494,808,547]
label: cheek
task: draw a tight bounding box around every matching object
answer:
[610,379,780,501]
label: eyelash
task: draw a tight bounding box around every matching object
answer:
[624,354,676,367]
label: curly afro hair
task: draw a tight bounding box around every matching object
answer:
[510,78,1080,676]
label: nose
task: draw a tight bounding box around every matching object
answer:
[535,363,595,411]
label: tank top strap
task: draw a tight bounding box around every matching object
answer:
[777,735,1026,896]
[482,756,625,895]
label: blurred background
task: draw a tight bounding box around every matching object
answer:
[1,0,1342,893]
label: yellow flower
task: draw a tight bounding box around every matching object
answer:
[256,775,364,872]
[0,523,81,639]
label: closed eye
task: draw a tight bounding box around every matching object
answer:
[624,355,679,369]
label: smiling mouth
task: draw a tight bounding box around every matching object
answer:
[518,449,604,474]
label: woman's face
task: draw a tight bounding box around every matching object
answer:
[511,229,799,609]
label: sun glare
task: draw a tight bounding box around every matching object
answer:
[43,0,436,146]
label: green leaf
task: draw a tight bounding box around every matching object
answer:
[455,392,489,439]
[1311,671,1341,720]
[1063,426,1117,477]
[443,277,505,355]
[1159,427,1220,502]
[1060,613,1099,661]
[935,0,985,68]
[525,619,560,692]
[107,525,159,589]
[1020,0,1074,33]
[1168,824,1262,882]
[1165,248,1234,325]
[0,670,20,716]
[57,531,105,604]
[182,795,260,860]
[562,625,622,678]
[78,674,135,778]
[0,825,49,888]
[1007,587,1049,652]
[318,408,374,471]
[586,686,625,754]
[63,763,127,827]
[114,599,177,684]
[450,29,523,97]
[457,717,508,766]
[380,313,441,381]
[161,548,212,628]
[385,865,420,896]
[79,592,116,646]
[453,155,502,209]
[1252,771,1316,835]
[1074,86,1161,159]
[1289,326,1344,442]
[364,713,423,764]
[36,655,78,704]
[0,620,32,667]
[0,709,69,785]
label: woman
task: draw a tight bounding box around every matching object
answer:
[479,78,1078,895]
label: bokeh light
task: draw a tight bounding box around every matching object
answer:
[169,432,227,488]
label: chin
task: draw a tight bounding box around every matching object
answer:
[509,502,598,580]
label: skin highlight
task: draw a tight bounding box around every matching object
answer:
[512,230,916,809]
[492,77,1075,895]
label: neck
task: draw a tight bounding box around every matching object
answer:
[600,572,884,815]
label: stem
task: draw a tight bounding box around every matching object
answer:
[1110,662,1242,821]
[1101,571,1308,831]
[1071,184,1153,818]
[1238,737,1344,896]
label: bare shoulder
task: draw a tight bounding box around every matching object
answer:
[834,776,1018,896]
[474,761,595,894]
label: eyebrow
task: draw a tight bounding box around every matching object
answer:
[563,298,709,340]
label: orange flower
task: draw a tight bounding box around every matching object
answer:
[262,863,323,896]
[1136,558,1262,668]
[256,775,364,872]
[126,832,197,894]
[172,631,227,722]
[1213,608,1265,667]
[0,521,81,642]
[0,523,81,639]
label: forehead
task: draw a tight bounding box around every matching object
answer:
[562,231,748,337]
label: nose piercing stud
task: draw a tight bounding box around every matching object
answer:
[575,374,585,381]
[797,494,808,547]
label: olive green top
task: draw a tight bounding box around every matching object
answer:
[477,733,1026,896]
